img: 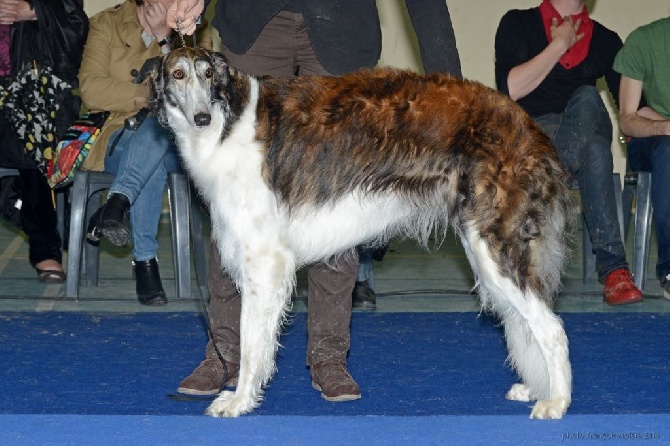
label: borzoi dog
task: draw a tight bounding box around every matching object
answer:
[141,47,574,419]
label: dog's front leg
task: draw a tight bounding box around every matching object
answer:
[205,250,296,417]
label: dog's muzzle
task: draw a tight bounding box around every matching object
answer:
[194,113,212,127]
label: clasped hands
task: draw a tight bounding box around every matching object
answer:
[0,0,35,26]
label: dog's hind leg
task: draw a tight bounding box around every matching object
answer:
[499,298,571,419]
[205,249,296,418]
[460,226,571,420]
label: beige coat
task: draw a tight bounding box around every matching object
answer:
[78,0,211,171]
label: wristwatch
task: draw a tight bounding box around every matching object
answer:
[157,34,173,47]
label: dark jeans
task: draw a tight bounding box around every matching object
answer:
[104,116,182,261]
[626,135,670,278]
[534,85,627,281]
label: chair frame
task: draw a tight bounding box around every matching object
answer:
[65,170,207,299]
[622,171,653,291]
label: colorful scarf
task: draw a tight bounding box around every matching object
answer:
[539,0,593,69]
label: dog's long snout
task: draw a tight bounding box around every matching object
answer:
[194,113,212,127]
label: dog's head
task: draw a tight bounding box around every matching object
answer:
[137,47,231,130]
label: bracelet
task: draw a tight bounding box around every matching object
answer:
[157,34,173,47]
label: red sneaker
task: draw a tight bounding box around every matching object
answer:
[603,268,643,306]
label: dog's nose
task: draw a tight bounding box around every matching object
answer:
[194,113,211,127]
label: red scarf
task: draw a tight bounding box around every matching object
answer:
[539,0,593,69]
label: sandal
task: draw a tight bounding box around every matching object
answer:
[34,260,66,284]
[36,268,66,284]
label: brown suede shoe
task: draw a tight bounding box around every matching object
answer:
[310,360,361,402]
[177,358,239,396]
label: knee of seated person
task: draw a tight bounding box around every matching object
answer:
[649,135,670,151]
[627,136,670,174]
[649,137,670,172]
[569,85,609,119]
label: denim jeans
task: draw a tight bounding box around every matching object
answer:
[626,135,670,278]
[534,85,627,281]
[104,115,182,261]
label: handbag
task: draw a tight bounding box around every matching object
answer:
[46,111,110,188]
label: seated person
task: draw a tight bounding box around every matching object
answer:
[614,17,670,299]
[78,0,211,305]
[494,0,641,305]
[0,0,88,283]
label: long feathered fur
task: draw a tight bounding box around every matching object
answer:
[142,47,575,419]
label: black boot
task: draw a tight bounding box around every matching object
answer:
[133,258,168,306]
[87,193,131,246]
[352,280,376,310]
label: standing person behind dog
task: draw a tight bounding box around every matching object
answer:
[168,0,461,401]
[0,0,88,284]
[614,18,670,300]
[494,0,642,306]
[78,0,211,306]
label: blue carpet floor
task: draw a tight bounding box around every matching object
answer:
[1,311,669,444]
[1,414,668,445]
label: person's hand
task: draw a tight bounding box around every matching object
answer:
[141,1,172,41]
[166,0,204,35]
[0,0,20,25]
[550,16,584,53]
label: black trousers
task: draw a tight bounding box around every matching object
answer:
[18,168,62,266]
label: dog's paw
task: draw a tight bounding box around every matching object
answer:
[529,398,570,420]
[205,390,255,418]
[505,383,534,402]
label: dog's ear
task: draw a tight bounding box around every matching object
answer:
[134,56,165,117]
[208,50,231,83]
[134,56,163,85]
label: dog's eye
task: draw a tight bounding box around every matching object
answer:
[173,69,184,80]
[205,68,213,79]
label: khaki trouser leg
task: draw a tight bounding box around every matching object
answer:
[204,240,242,364]
[306,250,358,366]
[205,241,358,367]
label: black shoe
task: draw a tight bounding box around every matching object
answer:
[133,258,168,306]
[87,193,131,246]
[352,280,376,310]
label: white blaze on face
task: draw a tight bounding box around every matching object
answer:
[167,55,214,128]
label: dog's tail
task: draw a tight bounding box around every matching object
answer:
[459,133,575,307]
[522,158,575,302]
